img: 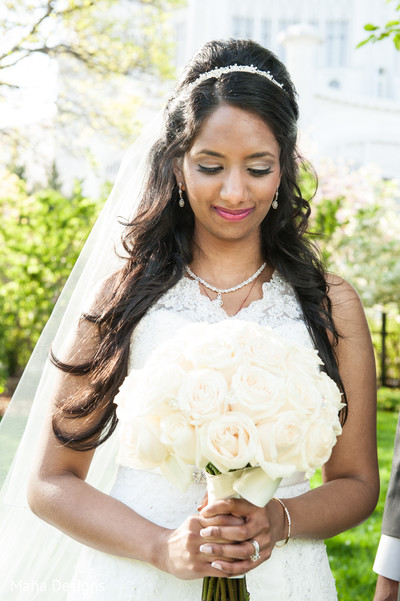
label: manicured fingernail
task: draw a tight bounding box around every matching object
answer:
[211,562,223,571]
[199,544,213,554]
[200,528,212,537]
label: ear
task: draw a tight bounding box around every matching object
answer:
[173,157,184,189]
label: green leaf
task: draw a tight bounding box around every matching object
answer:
[385,19,400,27]
[356,35,375,48]
[364,23,379,31]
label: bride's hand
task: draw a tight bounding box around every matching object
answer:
[158,511,245,580]
[197,497,285,577]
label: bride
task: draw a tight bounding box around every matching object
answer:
[0,39,378,600]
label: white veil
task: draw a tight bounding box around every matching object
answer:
[0,112,164,600]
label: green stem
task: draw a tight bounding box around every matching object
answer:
[206,577,215,601]
[221,579,228,601]
[205,462,221,476]
[227,577,237,601]
[243,576,250,601]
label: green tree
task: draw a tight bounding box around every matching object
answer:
[358,0,400,50]
[302,162,400,385]
[1,0,183,142]
[303,162,400,307]
[0,170,104,391]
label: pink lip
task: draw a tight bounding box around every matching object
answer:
[213,206,254,221]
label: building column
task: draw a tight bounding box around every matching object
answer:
[278,24,322,127]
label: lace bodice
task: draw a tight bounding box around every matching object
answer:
[129,271,314,371]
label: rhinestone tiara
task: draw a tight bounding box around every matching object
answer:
[187,63,285,92]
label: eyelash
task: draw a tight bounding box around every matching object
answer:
[197,165,272,177]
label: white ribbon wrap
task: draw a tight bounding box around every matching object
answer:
[206,466,281,507]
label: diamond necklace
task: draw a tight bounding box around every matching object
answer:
[185,262,267,308]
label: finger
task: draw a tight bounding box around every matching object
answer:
[197,492,208,512]
[200,540,257,561]
[201,498,255,518]
[200,522,250,543]
[210,559,253,577]
[199,514,245,529]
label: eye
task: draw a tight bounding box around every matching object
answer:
[248,167,273,177]
[197,165,222,174]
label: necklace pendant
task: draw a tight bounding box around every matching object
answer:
[216,292,223,307]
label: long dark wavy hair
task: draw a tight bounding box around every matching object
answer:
[52,39,347,450]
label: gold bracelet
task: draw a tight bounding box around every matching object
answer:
[272,497,291,548]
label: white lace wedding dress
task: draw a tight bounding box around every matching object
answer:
[68,272,338,601]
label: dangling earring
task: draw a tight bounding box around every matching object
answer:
[178,183,185,208]
[272,188,279,210]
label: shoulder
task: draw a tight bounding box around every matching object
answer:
[325,272,363,310]
[324,272,369,340]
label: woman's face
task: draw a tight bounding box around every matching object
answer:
[176,103,281,247]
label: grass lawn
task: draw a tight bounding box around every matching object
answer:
[311,410,399,600]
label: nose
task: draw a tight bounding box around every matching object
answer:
[219,168,248,205]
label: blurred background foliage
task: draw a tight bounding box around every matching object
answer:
[0,169,105,391]
[301,161,400,393]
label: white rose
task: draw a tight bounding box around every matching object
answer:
[199,412,258,472]
[114,368,141,417]
[148,322,206,371]
[117,416,168,469]
[285,374,325,415]
[317,372,345,411]
[301,420,338,473]
[257,411,309,466]
[313,372,345,434]
[230,364,285,419]
[147,346,193,372]
[124,361,185,418]
[187,321,244,383]
[284,344,323,378]
[322,407,343,435]
[160,413,197,464]
[242,332,288,376]
[178,369,228,425]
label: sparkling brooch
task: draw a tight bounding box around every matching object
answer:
[192,467,206,484]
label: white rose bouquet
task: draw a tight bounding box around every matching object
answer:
[114,320,344,601]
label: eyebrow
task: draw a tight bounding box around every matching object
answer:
[195,149,277,159]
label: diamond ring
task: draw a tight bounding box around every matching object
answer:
[250,539,260,562]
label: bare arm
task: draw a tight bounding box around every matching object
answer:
[200,276,379,574]
[374,575,399,601]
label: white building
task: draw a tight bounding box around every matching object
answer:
[169,0,400,180]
